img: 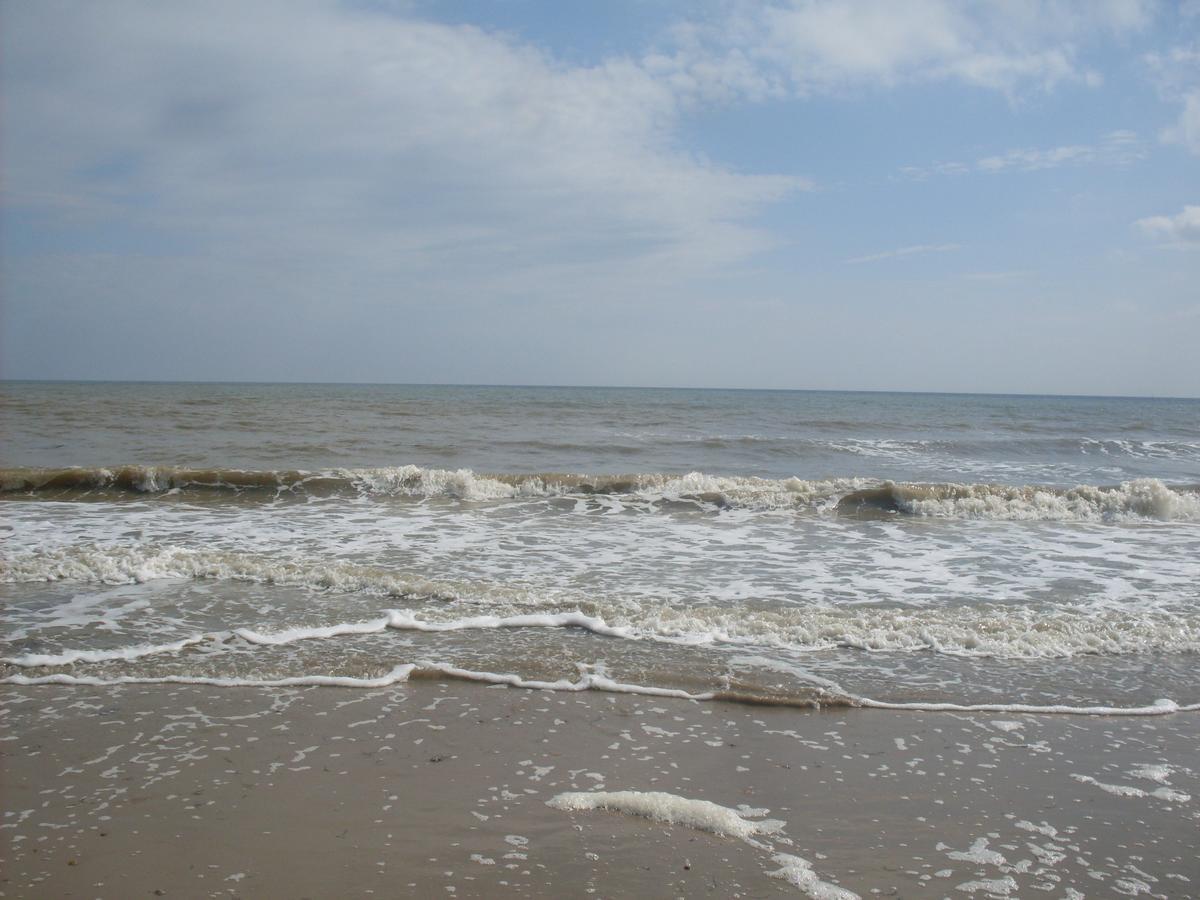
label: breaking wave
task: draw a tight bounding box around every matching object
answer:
[2,465,1198,520]
[835,478,1200,521]
[5,545,1200,660]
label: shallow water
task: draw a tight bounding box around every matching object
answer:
[3,382,1198,709]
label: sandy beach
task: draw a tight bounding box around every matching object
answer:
[3,681,1197,899]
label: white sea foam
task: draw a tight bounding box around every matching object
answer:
[862,697,1200,716]
[1070,774,1191,802]
[234,619,393,645]
[0,545,521,604]
[1013,820,1057,838]
[2,662,713,700]
[4,640,1198,714]
[768,853,861,900]
[546,790,784,842]
[955,877,1019,896]
[547,790,858,899]
[415,664,713,700]
[1,635,213,667]
[343,466,524,500]
[385,610,635,640]
[947,837,1007,867]
[2,665,417,689]
[5,546,1200,662]
[1128,764,1173,784]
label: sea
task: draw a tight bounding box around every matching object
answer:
[2,381,1199,713]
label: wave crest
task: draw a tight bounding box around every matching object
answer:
[835,477,1200,521]
[3,465,1198,520]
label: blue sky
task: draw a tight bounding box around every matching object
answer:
[2,0,1198,395]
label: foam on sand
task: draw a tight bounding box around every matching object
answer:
[1070,774,1191,803]
[769,854,862,900]
[546,790,785,842]
[547,790,859,899]
[860,697,1200,716]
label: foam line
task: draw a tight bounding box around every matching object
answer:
[234,619,392,644]
[858,696,1200,716]
[418,663,714,700]
[1,663,708,699]
[5,659,1197,715]
[1,635,214,668]
[2,665,417,689]
[385,610,634,639]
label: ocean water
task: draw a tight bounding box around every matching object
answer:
[2,381,1199,711]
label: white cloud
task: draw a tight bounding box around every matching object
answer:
[1145,43,1200,94]
[976,130,1146,172]
[1161,90,1200,154]
[845,243,960,264]
[1135,205,1200,245]
[1145,41,1200,154]
[657,0,1156,100]
[901,131,1145,179]
[1,0,808,287]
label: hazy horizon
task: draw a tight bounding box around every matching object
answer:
[3,1,1197,396]
[3,376,1198,401]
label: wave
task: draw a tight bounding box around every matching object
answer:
[3,465,1199,520]
[835,478,1200,521]
[0,464,867,508]
[5,546,1200,660]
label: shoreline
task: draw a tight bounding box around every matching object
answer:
[3,681,1197,898]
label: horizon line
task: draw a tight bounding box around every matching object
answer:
[1,377,1196,402]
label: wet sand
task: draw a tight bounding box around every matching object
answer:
[2,682,1197,898]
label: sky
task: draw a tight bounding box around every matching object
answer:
[1,0,1198,396]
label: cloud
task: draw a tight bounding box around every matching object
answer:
[1135,205,1200,245]
[1,0,808,288]
[902,131,1146,179]
[1145,41,1200,154]
[976,130,1146,171]
[655,0,1156,100]
[844,243,960,264]
[1161,91,1200,154]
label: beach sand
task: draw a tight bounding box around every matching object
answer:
[2,682,1197,898]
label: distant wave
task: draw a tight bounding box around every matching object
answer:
[3,465,1199,520]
